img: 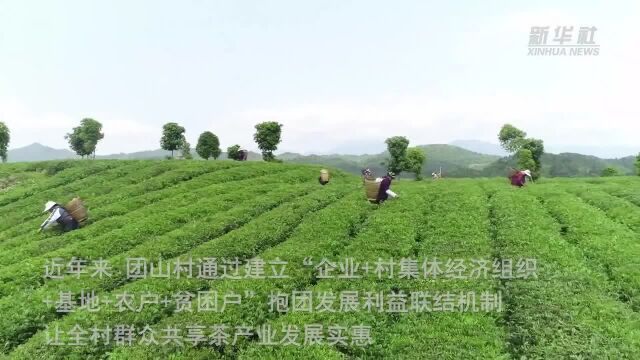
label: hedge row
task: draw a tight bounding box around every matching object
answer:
[367,182,508,359]
[0,167,315,296]
[225,185,425,359]
[491,188,640,358]
[103,191,369,359]
[0,161,123,229]
[531,186,640,311]
[9,185,352,357]
[601,184,640,207]
[0,165,294,266]
[560,184,640,233]
[0,181,322,353]
[0,162,166,245]
[0,161,235,241]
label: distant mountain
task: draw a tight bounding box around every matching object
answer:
[6,143,262,162]
[417,144,500,168]
[480,152,637,177]
[99,149,263,161]
[450,140,508,156]
[544,145,640,159]
[5,143,637,178]
[542,153,636,176]
[7,143,76,162]
[97,149,173,160]
[282,145,639,178]
[450,139,640,159]
[282,144,500,178]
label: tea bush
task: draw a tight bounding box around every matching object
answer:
[2,162,640,359]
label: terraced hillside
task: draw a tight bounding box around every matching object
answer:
[1,160,640,359]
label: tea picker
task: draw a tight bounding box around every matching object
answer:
[362,169,398,204]
[238,149,249,161]
[40,198,88,233]
[509,169,533,188]
[375,171,398,203]
[318,169,330,185]
[432,166,442,179]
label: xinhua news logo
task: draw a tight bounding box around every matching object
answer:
[528,26,599,56]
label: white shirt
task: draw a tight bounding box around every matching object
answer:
[41,208,63,230]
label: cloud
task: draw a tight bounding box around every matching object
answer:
[0,97,76,149]
[0,97,75,132]
[221,80,639,155]
[0,98,160,153]
[97,117,160,154]
[216,9,640,154]
[220,94,512,153]
[3,6,639,156]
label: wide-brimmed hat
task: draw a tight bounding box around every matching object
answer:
[43,201,56,213]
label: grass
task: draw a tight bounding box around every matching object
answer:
[1,160,640,359]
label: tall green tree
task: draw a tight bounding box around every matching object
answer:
[227,144,241,160]
[79,118,104,159]
[520,138,544,178]
[65,118,104,159]
[180,137,193,159]
[636,153,640,176]
[65,128,89,158]
[196,131,221,160]
[385,136,410,174]
[521,138,544,162]
[601,167,619,177]
[253,121,283,162]
[405,147,426,180]
[517,148,536,171]
[0,122,9,163]
[498,124,544,179]
[498,124,527,153]
[160,122,186,158]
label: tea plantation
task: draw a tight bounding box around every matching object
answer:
[1,160,640,359]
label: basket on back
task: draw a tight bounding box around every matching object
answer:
[66,197,88,225]
[320,169,330,182]
[364,178,380,202]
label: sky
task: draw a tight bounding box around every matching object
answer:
[1,0,639,157]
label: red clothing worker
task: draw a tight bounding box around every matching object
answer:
[510,169,533,187]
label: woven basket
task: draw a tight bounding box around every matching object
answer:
[66,197,88,224]
[364,179,380,201]
[320,169,330,182]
